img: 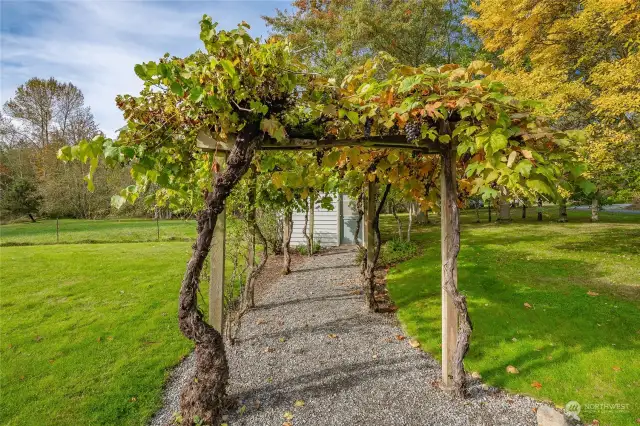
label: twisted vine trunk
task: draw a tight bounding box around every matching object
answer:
[302,198,312,256]
[354,191,364,248]
[227,223,268,345]
[441,147,472,398]
[364,183,391,312]
[282,210,293,274]
[178,126,258,425]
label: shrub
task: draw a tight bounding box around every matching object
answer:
[380,239,417,265]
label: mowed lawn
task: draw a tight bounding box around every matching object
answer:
[384,209,640,425]
[0,218,196,246]
[0,219,237,425]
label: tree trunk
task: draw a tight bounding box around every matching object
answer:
[497,196,512,222]
[558,199,568,222]
[407,202,413,242]
[440,147,473,398]
[475,205,480,223]
[391,203,403,240]
[282,211,293,274]
[591,198,599,222]
[522,203,526,219]
[537,198,543,221]
[178,125,258,425]
[28,213,36,223]
[487,205,492,222]
[364,183,391,311]
[309,192,315,253]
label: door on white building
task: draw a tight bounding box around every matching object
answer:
[340,195,363,245]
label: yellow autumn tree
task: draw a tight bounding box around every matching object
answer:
[467,0,640,212]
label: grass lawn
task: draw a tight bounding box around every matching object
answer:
[0,218,196,246]
[0,219,247,425]
[384,208,640,425]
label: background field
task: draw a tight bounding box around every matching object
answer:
[384,208,640,425]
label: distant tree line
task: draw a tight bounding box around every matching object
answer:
[0,77,144,221]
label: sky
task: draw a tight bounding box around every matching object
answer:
[0,0,291,136]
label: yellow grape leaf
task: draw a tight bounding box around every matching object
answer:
[283,411,294,420]
[294,399,305,407]
[506,365,519,374]
[272,172,283,189]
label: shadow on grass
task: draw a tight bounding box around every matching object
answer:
[387,236,640,424]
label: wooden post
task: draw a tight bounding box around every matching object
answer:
[366,181,376,267]
[247,169,256,271]
[209,152,227,333]
[440,152,458,390]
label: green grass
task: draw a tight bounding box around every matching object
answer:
[0,219,247,425]
[0,219,196,246]
[384,208,640,425]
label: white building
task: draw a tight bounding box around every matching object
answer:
[290,194,363,247]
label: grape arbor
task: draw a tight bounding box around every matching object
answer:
[59,16,591,425]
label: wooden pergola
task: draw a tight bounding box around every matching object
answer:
[197,129,461,390]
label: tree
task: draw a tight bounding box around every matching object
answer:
[264,0,480,78]
[466,0,640,203]
[0,177,42,221]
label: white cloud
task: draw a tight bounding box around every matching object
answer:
[1,0,281,136]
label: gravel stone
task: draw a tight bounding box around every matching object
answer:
[151,247,541,425]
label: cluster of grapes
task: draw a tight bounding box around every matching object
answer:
[364,117,373,138]
[405,121,422,142]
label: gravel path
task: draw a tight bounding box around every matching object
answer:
[220,247,540,426]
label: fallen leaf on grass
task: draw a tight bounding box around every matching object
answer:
[283,411,294,420]
[531,381,542,389]
[256,318,266,325]
[349,289,361,295]
[279,337,286,343]
[327,333,338,339]
[283,423,293,426]
[409,339,421,348]
[238,405,247,415]
[395,335,406,341]
[294,400,305,407]
[587,291,599,297]
[130,397,137,402]
[506,365,519,374]
[264,347,274,353]
[471,372,482,379]
[524,302,532,309]
[34,336,43,342]
[612,366,621,372]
